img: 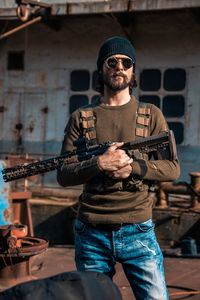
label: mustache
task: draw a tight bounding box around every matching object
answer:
[112,72,127,78]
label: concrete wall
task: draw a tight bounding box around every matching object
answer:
[0,9,199,186]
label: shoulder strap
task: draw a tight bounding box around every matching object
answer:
[135,102,151,138]
[80,101,152,143]
[80,108,97,145]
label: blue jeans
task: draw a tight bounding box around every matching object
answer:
[75,219,168,300]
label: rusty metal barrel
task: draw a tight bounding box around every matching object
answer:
[0,224,48,290]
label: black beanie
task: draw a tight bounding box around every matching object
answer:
[97,36,136,70]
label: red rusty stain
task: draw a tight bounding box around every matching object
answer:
[39,71,46,86]
[2,187,9,195]
[3,208,10,223]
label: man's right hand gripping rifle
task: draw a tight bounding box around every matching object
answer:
[97,142,133,180]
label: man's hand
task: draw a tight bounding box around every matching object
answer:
[105,164,132,179]
[97,142,133,179]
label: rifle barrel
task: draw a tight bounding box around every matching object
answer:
[2,131,175,182]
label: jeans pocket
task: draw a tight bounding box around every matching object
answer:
[75,219,86,233]
[136,219,154,232]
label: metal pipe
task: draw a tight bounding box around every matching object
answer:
[159,182,190,195]
[0,16,42,40]
[190,172,200,208]
[30,188,81,200]
[156,172,200,208]
[156,182,168,207]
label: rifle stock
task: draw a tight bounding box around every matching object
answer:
[2,130,177,182]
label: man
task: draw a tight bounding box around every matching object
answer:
[57,37,180,300]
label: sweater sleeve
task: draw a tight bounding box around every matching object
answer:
[57,111,101,187]
[131,105,180,181]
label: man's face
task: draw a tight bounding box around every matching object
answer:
[102,54,134,92]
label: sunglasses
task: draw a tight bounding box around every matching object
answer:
[105,57,134,70]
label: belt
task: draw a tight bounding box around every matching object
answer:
[90,223,130,231]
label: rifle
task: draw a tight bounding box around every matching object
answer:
[2,130,177,182]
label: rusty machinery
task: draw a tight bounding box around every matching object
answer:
[0,0,52,40]
[0,160,48,290]
[0,224,48,290]
[16,0,52,22]
[156,172,200,209]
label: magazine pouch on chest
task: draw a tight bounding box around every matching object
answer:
[123,102,151,192]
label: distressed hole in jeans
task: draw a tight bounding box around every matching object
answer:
[136,240,156,255]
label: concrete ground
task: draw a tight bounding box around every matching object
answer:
[31,246,200,300]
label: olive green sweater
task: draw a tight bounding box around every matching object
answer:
[57,96,180,224]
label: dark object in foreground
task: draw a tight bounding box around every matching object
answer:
[2,130,177,182]
[0,271,123,300]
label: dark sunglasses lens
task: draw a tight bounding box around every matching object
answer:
[106,58,133,69]
[107,58,118,68]
[122,58,133,69]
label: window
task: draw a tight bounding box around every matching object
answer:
[7,51,24,70]
[91,95,99,104]
[69,70,99,114]
[69,95,89,114]
[139,95,160,108]
[164,69,186,91]
[168,122,184,144]
[163,95,184,117]
[70,70,90,91]
[139,68,186,144]
[140,69,161,91]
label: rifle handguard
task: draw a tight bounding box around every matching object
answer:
[2,130,177,182]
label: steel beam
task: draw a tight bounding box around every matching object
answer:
[0,0,200,18]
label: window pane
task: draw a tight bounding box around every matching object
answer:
[163,95,185,117]
[167,122,184,144]
[139,69,161,91]
[69,95,89,114]
[92,71,98,91]
[164,69,186,91]
[70,70,90,91]
[139,95,160,108]
[7,51,24,70]
[91,95,99,104]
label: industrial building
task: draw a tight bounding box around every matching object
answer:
[0,2,200,298]
[0,0,199,188]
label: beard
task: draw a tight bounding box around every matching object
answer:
[102,71,132,92]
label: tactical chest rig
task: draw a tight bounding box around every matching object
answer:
[79,100,151,193]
